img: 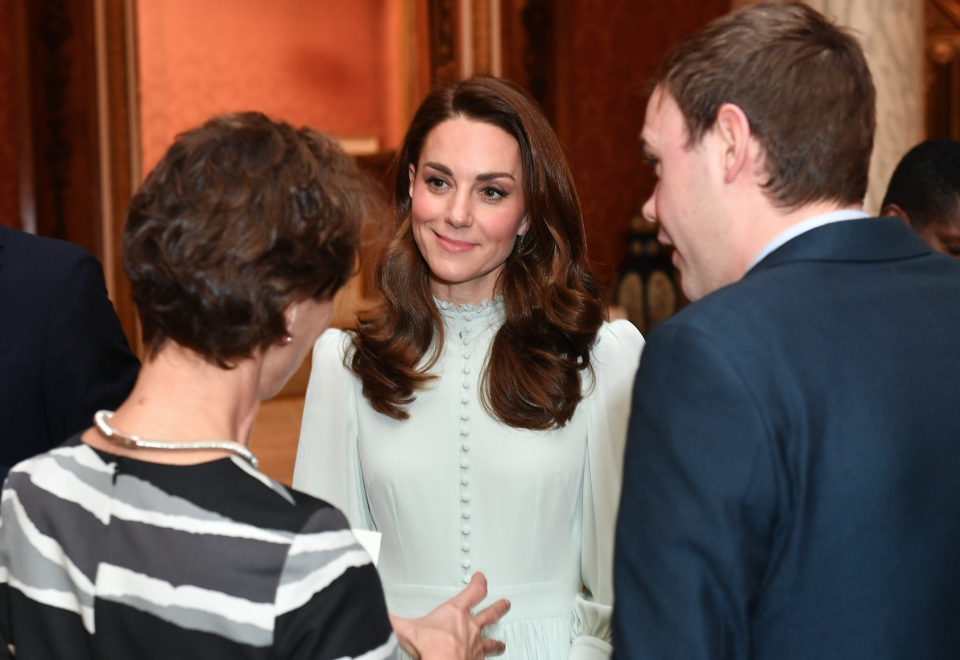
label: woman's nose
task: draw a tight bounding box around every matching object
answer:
[446,191,472,227]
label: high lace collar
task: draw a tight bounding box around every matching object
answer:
[434,296,504,326]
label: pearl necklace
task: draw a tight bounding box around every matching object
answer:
[93,410,259,469]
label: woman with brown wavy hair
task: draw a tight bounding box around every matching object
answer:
[294,77,643,660]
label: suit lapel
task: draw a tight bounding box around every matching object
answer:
[750,217,931,275]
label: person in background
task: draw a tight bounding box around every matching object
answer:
[614,3,960,659]
[294,76,643,660]
[0,112,503,660]
[0,223,140,481]
[881,139,960,257]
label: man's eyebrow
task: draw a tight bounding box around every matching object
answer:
[476,172,516,182]
[423,162,453,176]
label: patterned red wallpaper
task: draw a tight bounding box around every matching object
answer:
[0,0,19,229]
[566,0,729,288]
[137,0,402,175]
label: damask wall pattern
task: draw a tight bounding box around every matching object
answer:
[137,0,403,174]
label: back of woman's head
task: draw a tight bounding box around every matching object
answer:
[125,112,372,367]
[353,77,604,430]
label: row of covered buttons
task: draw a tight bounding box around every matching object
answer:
[460,312,472,583]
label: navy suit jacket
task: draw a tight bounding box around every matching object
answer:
[613,218,960,659]
[0,225,140,478]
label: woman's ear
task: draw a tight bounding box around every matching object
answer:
[517,213,531,237]
[408,164,417,200]
[283,301,300,339]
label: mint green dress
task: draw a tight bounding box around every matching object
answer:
[293,299,643,660]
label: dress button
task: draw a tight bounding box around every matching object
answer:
[462,509,470,518]
[462,559,471,569]
[464,325,472,333]
[460,458,469,469]
[463,365,471,374]
[461,493,470,502]
[462,379,469,388]
[462,542,470,552]
[463,573,471,584]
[461,476,469,485]
[463,314,472,322]
[462,442,470,452]
[463,351,471,359]
[462,524,470,535]
[460,423,470,436]
[461,394,469,404]
[461,411,470,420]
[462,336,470,345]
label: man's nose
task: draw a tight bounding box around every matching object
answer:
[642,186,658,224]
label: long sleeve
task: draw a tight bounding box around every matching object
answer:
[293,329,375,531]
[43,249,140,445]
[612,323,778,660]
[572,320,645,660]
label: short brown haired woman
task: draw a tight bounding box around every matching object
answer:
[294,78,644,660]
[0,113,497,660]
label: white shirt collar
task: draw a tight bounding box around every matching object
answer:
[746,209,870,272]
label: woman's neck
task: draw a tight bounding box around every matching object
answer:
[429,269,500,306]
[81,343,262,464]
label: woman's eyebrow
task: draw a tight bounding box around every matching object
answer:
[476,172,516,182]
[423,162,453,176]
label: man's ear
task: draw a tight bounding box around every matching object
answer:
[881,203,913,226]
[408,164,416,200]
[714,103,753,185]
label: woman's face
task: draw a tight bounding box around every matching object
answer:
[409,117,529,305]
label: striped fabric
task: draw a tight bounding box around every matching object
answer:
[0,435,397,660]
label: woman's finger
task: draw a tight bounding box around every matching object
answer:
[473,598,510,629]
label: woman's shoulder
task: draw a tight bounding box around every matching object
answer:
[592,319,645,364]
[313,327,352,365]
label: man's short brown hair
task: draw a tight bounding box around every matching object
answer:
[654,1,876,209]
[124,112,373,367]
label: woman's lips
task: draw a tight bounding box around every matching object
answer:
[434,232,477,253]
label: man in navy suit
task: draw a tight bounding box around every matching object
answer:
[0,224,140,480]
[613,3,960,659]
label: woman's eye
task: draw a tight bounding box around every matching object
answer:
[481,187,506,200]
[426,177,449,190]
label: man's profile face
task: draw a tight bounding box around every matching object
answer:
[639,87,732,301]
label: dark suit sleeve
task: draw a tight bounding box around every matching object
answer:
[613,323,779,660]
[42,250,140,444]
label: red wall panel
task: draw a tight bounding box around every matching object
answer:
[566,0,729,286]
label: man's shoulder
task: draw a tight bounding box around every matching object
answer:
[0,226,100,289]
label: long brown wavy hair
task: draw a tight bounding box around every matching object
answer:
[349,77,604,430]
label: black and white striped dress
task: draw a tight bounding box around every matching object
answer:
[0,435,397,659]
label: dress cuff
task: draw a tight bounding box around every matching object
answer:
[569,635,613,660]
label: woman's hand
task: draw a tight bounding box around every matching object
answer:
[388,572,510,660]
